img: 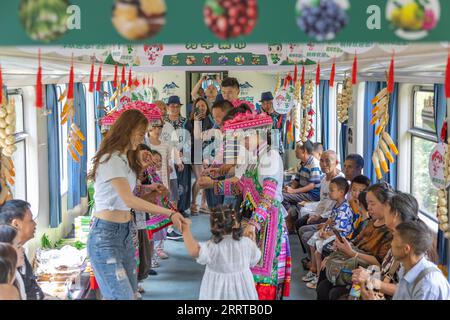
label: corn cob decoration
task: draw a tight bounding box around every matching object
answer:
[370,86,398,180]
[60,58,85,162]
[293,79,302,130]
[0,96,16,189]
[274,74,281,95]
[337,77,352,123]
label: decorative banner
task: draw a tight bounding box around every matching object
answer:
[3,1,450,44]
[110,45,139,65]
[378,42,410,53]
[303,43,329,62]
[284,43,306,64]
[267,43,284,65]
[323,43,345,58]
[273,84,297,115]
[429,142,450,189]
[386,0,441,41]
[339,42,375,54]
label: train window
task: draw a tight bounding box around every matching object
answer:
[8,90,27,200]
[410,86,438,222]
[56,84,68,195]
[411,136,438,221]
[413,86,435,133]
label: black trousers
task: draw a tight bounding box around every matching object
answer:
[316,270,350,300]
[176,164,192,212]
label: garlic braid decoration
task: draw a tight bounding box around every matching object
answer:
[337,77,352,123]
[299,80,315,142]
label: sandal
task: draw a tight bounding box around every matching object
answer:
[190,204,199,216]
[199,206,210,214]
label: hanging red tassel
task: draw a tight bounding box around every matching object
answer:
[142,77,146,87]
[301,64,305,87]
[387,55,395,93]
[96,64,102,92]
[67,56,74,100]
[445,53,450,98]
[352,54,358,85]
[329,59,336,88]
[133,78,140,88]
[128,67,132,88]
[315,62,321,86]
[441,121,447,142]
[36,50,43,108]
[88,62,95,93]
[121,65,126,86]
[0,64,3,104]
[113,64,118,89]
[293,64,298,84]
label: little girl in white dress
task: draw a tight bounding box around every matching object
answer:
[182,205,261,300]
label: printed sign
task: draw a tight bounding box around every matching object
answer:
[429,142,450,189]
[273,85,298,115]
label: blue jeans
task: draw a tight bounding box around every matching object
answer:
[87,217,137,300]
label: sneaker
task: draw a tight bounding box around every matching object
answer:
[148,269,158,276]
[151,258,160,268]
[302,271,316,282]
[306,276,318,289]
[157,248,169,259]
[137,284,145,293]
[135,292,142,300]
[167,230,183,241]
[181,211,190,218]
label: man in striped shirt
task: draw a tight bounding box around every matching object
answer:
[282,141,322,232]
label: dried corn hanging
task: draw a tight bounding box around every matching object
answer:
[0,96,17,189]
[60,56,85,163]
[337,77,352,123]
[370,84,398,180]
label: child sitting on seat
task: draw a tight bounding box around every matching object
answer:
[303,177,353,289]
[182,205,261,300]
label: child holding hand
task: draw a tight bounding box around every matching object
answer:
[182,205,261,300]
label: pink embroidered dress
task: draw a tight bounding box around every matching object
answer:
[212,112,292,300]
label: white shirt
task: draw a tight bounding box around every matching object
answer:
[197,236,261,300]
[94,152,136,212]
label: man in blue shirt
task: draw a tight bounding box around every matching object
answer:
[392,220,450,300]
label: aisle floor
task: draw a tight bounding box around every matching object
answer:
[141,214,316,300]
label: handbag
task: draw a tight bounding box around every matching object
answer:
[325,250,369,286]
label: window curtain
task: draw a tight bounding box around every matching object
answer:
[46,85,62,227]
[339,122,347,166]
[94,81,105,149]
[68,83,88,210]
[363,82,398,187]
[319,80,330,150]
[434,84,446,141]
[434,84,449,278]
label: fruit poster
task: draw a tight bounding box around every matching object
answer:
[1,0,450,45]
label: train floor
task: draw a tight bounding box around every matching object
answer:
[140,213,316,300]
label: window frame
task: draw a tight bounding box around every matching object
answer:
[7,88,28,201]
[409,85,438,224]
[56,84,68,196]
[412,85,435,133]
